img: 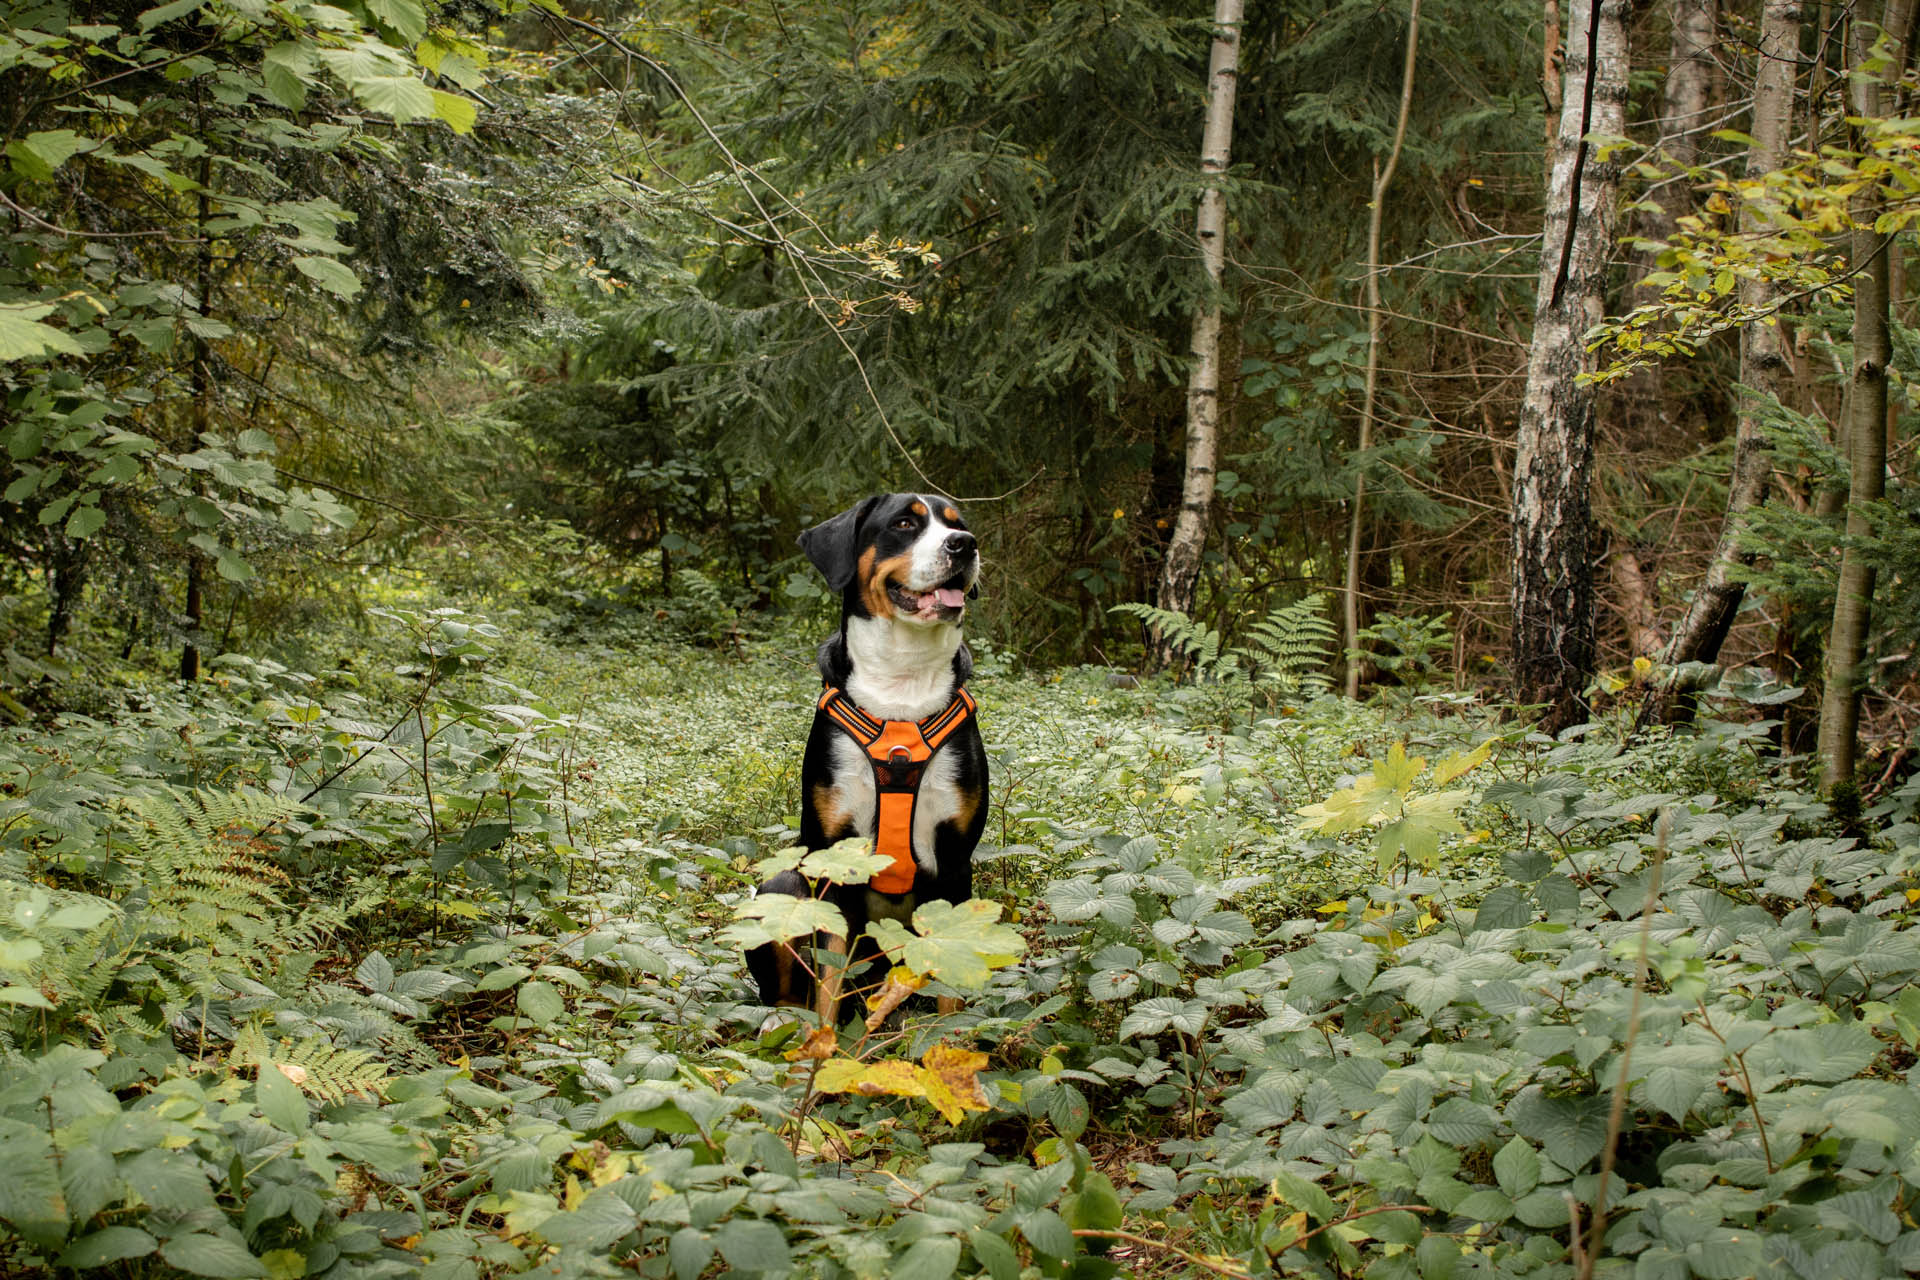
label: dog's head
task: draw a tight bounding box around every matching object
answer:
[799,493,980,626]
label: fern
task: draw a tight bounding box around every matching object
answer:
[1110,602,1226,676]
[1237,592,1338,700]
[232,1023,389,1102]
[1110,595,1336,710]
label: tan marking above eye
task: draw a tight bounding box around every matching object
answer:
[943,506,959,522]
[910,500,928,516]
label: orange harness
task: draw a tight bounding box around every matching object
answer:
[817,685,977,895]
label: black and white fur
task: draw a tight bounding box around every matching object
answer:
[745,493,989,1019]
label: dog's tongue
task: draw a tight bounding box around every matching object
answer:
[934,586,966,609]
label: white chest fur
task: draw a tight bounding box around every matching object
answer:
[843,615,963,721]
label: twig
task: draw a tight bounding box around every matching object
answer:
[1069,1230,1251,1278]
[1293,1203,1435,1249]
[1582,808,1668,1278]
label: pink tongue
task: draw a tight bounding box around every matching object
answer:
[935,587,965,608]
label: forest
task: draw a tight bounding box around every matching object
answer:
[10,0,1920,1276]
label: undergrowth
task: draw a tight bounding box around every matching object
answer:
[3,597,1918,1279]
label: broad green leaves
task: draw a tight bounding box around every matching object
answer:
[868,899,1025,989]
[0,303,83,362]
[1296,740,1492,875]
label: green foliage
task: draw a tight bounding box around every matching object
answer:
[1113,592,1336,714]
[6,601,1920,1277]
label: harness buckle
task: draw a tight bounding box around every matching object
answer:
[888,745,912,765]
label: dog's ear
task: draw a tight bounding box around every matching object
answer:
[798,496,882,592]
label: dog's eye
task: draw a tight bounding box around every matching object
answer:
[892,517,916,530]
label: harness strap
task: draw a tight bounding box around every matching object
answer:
[817,685,976,894]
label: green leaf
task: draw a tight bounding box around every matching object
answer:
[139,0,209,29]
[215,548,255,583]
[1270,1170,1337,1223]
[866,898,1025,989]
[1019,1208,1074,1260]
[968,1228,1021,1280]
[261,42,314,109]
[892,1235,960,1280]
[45,900,112,929]
[292,256,361,299]
[719,894,846,950]
[59,1226,158,1268]
[669,1228,713,1280]
[1117,996,1208,1040]
[366,0,427,42]
[63,503,105,539]
[0,304,82,361]
[159,1234,268,1278]
[256,1063,309,1136]
[517,980,564,1026]
[798,837,892,884]
[1425,1096,1495,1145]
[1492,1137,1540,1198]
[431,89,477,134]
[6,130,95,182]
[353,74,436,123]
[712,1219,790,1272]
[1505,1087,1610,1172]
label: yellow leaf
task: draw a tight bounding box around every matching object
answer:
[1431,739,1492,787]
[785,1027,838,1062]
[920,1044,992,1124]
[862,967,926,1029]
[815,1057,926,1099]
[1372,742,1426,793]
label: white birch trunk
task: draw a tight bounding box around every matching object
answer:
[1661,0,1800,673]
[1154,0,1244,657]
[1819,0,1914,789]
[1509,0,1629,730]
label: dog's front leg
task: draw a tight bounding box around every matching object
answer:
[814,932,849,1026]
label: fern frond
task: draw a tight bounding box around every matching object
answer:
[1109,603,1224,676]
[1235,593,1337,699]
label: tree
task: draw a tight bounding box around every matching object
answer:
[1155,0,1247,663]
[1819,0,1916,789]
[1509,0,1630,729]
[1659,0,1802,676]
[1341,0,1422,698]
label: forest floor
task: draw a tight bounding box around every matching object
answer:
[6,599,1919,1279]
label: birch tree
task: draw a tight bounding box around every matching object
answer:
[1820,0,1916,789]
[1660,0,1801,674]
[1154,0,1245,656]
[1509,0,1630,730]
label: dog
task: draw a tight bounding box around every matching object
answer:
[746,493,988,1024]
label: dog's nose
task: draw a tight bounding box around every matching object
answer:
[945,530,976,557]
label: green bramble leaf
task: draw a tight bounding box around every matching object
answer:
[293,256,361,299]
[0,303,83,361]
[719,894,846,949]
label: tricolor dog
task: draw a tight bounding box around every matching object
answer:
[746,493,988,1022]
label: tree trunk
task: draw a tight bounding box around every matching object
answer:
[1660,0,1801,673]
[1153,0,1244,658]
[1510,0,1630,731]
[181,145,213,684]
[1344,0,1423,699]
[1818,0,1913,789]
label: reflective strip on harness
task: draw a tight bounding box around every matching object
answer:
[818,685,975,895]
